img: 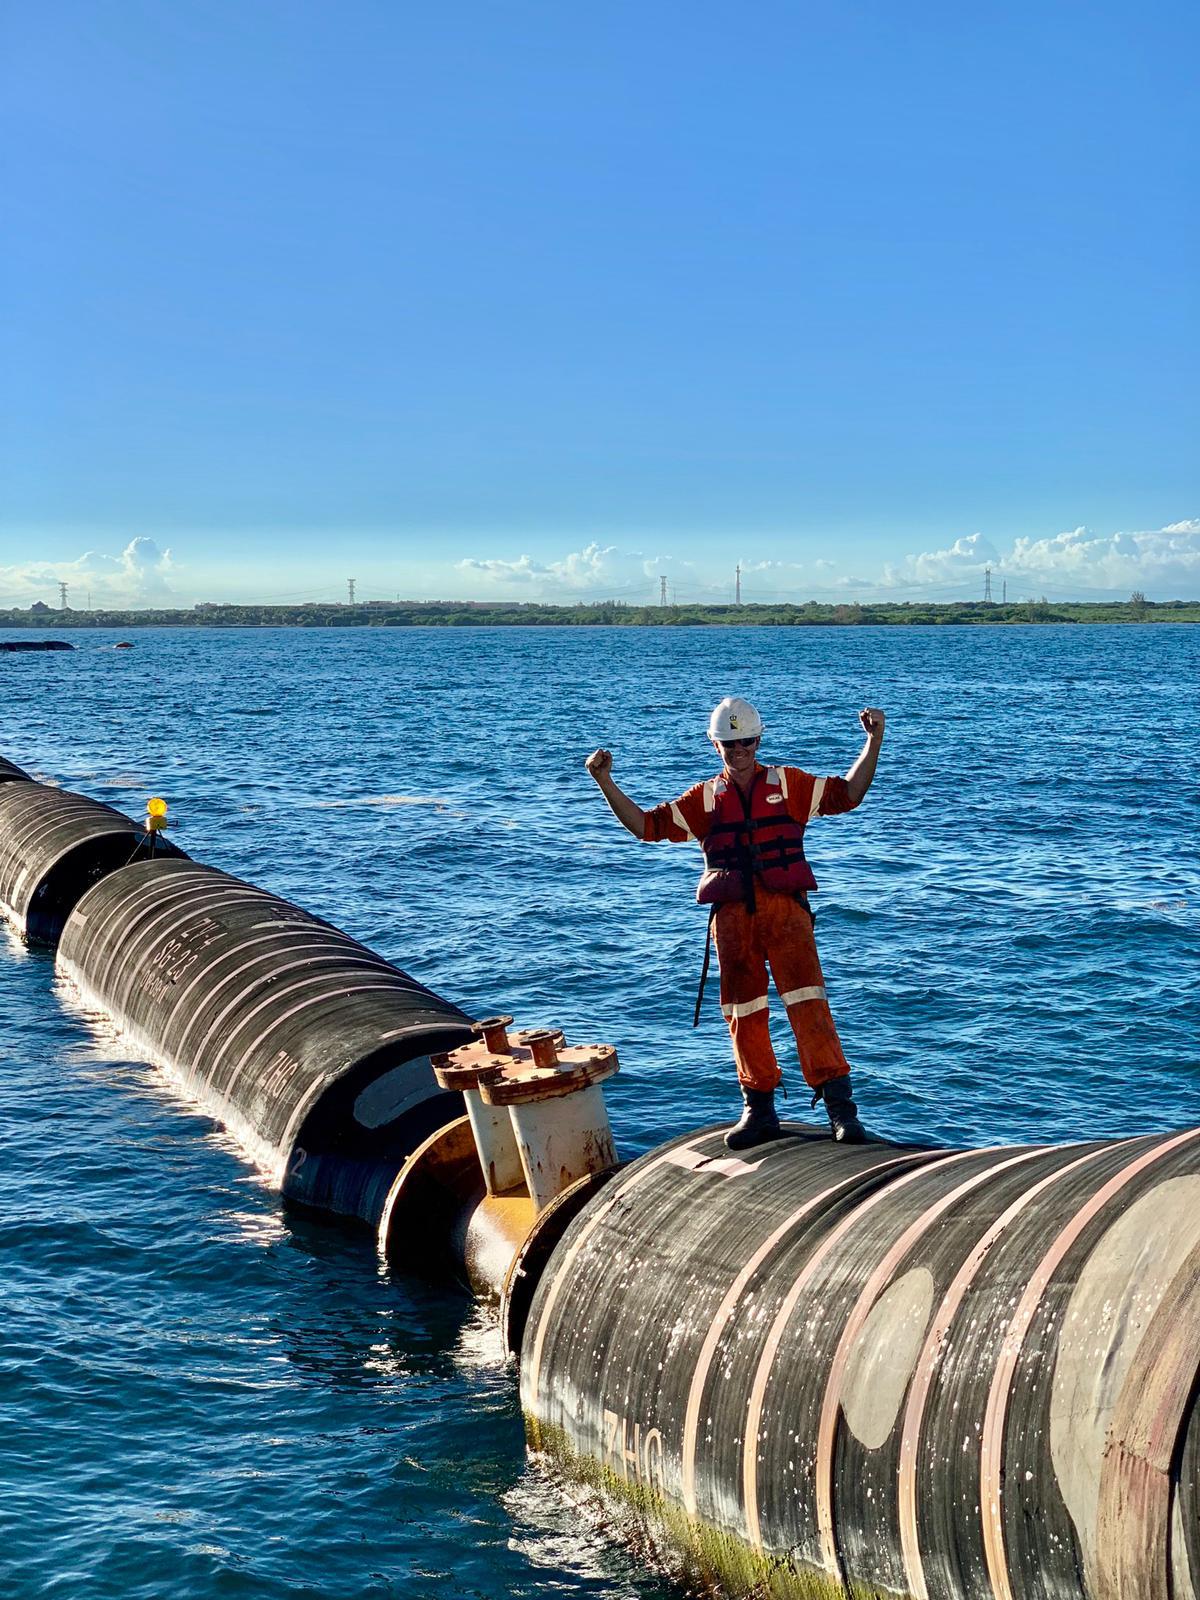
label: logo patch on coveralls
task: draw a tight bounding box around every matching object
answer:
[766,793,784,804]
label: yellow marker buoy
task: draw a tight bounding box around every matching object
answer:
[146,796,169,832]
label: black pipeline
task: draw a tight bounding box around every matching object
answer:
[3,747,1198,1600]
[520,1122,1200,1600]
[0,778,187,944]
[0,753,475,1227]
[57,857,475,1225]
[398,1023,1200,1600]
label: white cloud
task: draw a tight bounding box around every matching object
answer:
[879,521,1200,598]
[455,541,698,599]
[454,520,1200,604]
[0,537,175,608]
[456,542,618,588]
[1006,522,1200,592]
[881,532,1001,590]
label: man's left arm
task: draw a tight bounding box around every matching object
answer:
[845,708,886,807]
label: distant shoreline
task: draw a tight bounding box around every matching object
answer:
[2,598,1198,628]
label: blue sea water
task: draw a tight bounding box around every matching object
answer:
[1,622,1197,1599]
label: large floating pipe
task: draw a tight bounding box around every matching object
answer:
[0,778,187,943]
[57,857,475,1223]
[518,1121,1200,1600]
[6,752,1197,1599]
[0,756,32,783]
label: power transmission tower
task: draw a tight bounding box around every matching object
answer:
[735,564,742,605]
[1002,579,1007,603]
[347,578,356,606]
[983,567,992,602]
[58,581,69,610]
[660,576,668,606]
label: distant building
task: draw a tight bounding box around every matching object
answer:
[30,600,50,613]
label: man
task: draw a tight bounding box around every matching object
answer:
[585,697,885,1149]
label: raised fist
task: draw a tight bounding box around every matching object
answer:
[859,708,886,738]
[585,748,614,781]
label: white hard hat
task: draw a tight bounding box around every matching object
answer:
[708,697,764,741]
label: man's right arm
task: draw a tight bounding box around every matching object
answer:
[585,749,647,839]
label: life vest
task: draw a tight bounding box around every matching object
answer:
[695,766,817,907]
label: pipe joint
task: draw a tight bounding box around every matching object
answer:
[431,1020,620,1213]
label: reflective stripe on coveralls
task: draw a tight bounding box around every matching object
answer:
[720,988,827,1019]
[713,890,850,1092]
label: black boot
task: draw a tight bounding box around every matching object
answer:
[818,1075,867,1143]
[724,1087,781,1151]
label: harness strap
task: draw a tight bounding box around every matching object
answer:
[739,772,759,914]
[692,905,717,1027]
[706,814,794,837]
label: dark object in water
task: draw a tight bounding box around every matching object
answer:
[0,640,74,652]
[114,641,134,649]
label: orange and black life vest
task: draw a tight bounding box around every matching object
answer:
[695,766,818,908]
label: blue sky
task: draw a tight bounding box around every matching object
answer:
[2,0,1196,607]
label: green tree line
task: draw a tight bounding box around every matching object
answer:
[2,597,1198,629]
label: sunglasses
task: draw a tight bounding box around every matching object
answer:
[718,737,758,749]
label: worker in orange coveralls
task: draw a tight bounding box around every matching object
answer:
[585,697,885,1150]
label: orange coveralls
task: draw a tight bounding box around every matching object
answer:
[643,765,854,1093]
